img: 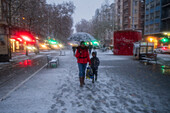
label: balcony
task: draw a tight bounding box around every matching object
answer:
[162,3,170,8]
[161,19,170,31]
[124,20,129,24]
[162,16,170,21]
[162,0,170,6]
[162,8,170,20]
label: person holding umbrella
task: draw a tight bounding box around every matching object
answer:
[75,41,91,87]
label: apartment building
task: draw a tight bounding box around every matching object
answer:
[161,0,170,32]
[115,0,123,30]
[144,0,170,47]
[115,0,145,31]
[144,0,161,35]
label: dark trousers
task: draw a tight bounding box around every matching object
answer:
[78,63,87,77]
[92,68,98,77]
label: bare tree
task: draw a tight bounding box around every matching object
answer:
[6,0,75,42]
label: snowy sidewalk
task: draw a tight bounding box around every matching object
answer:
[0,50,169,113]
[0,50,126,113]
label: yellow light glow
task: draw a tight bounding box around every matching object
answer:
[52,45,58,48]
[59,44,63,47]
[164,33,168,35]
[154,40,158,43]
[10,39,15,42]
[27,46,32,50]
[149,38,153,42]
[41,44,46,48]
[32,47,36,50]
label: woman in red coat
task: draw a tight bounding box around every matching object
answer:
[75,41,91,87]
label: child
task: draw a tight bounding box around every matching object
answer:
[90,51,100,83]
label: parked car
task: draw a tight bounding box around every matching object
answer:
[154,46,170,53]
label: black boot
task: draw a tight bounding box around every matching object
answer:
[79,77,83,87]
[92,78,94,83]
[95,75,97,81]
[82,76,85,85]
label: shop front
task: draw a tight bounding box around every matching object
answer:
[10,31,38,55]
[145,32,170,49]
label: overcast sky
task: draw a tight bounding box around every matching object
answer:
[47,0,112,32]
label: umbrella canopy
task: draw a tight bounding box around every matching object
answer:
[68,32,96,42]
[68,40,79,47]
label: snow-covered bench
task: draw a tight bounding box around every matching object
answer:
[47,55,59,68]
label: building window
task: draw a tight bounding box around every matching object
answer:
[150,13,154,21]
[145,25,148,33]
[134,9,137,14]
[134,25,137,29]
[155,0,160,6]
[134,17,137,22]
[150,24,154,32]
[154,23,159,31]
[155,11,160,19]
[134,1,138,6]
[150,1,154,8]
[146,15,149,21]
[146,4,150,10]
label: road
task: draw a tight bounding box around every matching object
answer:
[0,50,170,113]
[0,50,59,99]
[157,54,170,66]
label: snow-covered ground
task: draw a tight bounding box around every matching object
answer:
[0,50,169,113]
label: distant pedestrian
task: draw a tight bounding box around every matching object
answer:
[90,51,100,82]
[88,43,93,54]
[75,41,91,87]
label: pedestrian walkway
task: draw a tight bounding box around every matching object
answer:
[0,50,169,113]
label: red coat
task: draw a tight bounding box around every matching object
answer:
[75,46,91,64]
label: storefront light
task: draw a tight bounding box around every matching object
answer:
[10,39,15,42]
[22,36,31,41]
[149,38,153,42]
[17,38,22,42]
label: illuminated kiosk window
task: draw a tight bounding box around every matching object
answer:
[16,41,20,50]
